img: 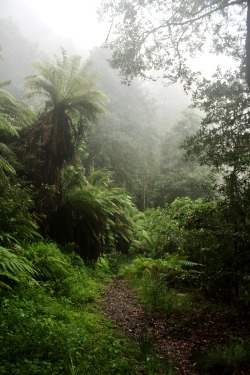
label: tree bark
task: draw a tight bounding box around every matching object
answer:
[246,0,250,90]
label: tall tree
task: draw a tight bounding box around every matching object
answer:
[25,49,107,188]
[182,67,250,297]
[183,66,250,172]
[182,66,250,228]
[99,0,249,88]
[22,50,108,252]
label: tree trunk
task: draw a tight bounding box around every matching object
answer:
[246,0,250,90]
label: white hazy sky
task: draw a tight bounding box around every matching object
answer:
[1,0,108,50]
[1,0,234,74]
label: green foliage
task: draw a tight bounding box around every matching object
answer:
[60,165,137,260]
[0,177,39,246]
[1,288,130,375]
[23,242,101,303]
[132,197,209,258]
[24,242,70,282]
[99,0,246,88]
[121,256,192,316]
[140,270,191,316]
[0,246,35,290]
[130,196,250,303]
[196,337,250,374]
[0,241,169,375]
[0,84,33,175]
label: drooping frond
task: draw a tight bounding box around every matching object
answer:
[0,114,19,136]
[26,51,107,117]
[0,246,35,290]
[61,165,136,260]
[0,88,33,130]
[0,87,34,175]
[25,50,107,186]
[0,153,15,175]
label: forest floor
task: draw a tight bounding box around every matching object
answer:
[100,278,250,375]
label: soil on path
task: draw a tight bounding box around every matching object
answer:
[101,278,250,375]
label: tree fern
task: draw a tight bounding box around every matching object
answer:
[25,49,107,188]
[61,165,137,260]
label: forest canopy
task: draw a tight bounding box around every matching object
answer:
[99,0,249,88]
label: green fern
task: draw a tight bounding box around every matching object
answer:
[61,164,136,260]
[0,85,34,176]
[24,242,70,282]
[0,246,35,289]
[179,259,203,267]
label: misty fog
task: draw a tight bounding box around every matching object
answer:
[0,0,216,209]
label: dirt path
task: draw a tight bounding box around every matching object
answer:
[101,278,250,375]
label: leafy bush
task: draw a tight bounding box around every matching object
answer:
[131,197,250,303]
[131,197,215,259]
[141,269,191,316]
[58,165,137,261]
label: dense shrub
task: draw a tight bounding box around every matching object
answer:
[131,197,250,303]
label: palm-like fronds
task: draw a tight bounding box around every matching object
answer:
[26,49,107,119]
[0,246,35,290]
[0,154,15,174]
[25,49,107,186]
[0,89,33,131]
[0,86,34,175]
[61,165,136,260]
[24,242,70,282]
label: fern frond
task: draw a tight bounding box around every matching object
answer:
[179,259,203,267]
[0,154,16,175]
[0,246,36,289]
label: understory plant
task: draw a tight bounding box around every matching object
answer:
[0,241,170,375]
[120,256,193,316]
[195,337,250,374]
[131,196,250,304]
[0,246,35,290]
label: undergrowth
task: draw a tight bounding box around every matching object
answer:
[119,256,192,316]
[0,242,171,374]
[195,337,250,374]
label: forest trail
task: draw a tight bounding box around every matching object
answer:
[101,278,249,375]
